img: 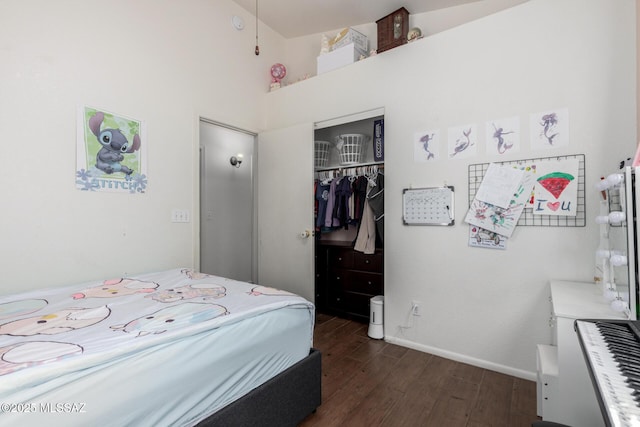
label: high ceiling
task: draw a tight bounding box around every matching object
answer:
[231,0,483,38]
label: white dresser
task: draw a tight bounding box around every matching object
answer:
[537,280,627,427]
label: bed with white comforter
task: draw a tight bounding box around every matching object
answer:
[0,268,316,426]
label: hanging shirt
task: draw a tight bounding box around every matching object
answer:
[352,176,368,223]
[324,178,340,228]
[354,199,376,254]
[315,180,330,228]
[367,172,384,241]
[334,176,353,229]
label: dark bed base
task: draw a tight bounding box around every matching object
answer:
[198,348,321,427]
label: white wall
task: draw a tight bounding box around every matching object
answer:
[0,0,285,293]
[264,0,637,377]
[280,0,529,84]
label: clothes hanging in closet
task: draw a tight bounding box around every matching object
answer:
[324,178,339,228]
[368,173,384,241]
[354,198,376,254]
[315,180,330,228]
[352,176,368,223]
[315,177,356,232]
[334,177,353,230]
[314,166,384,237]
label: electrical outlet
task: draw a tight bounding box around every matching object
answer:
[411,300,421,316]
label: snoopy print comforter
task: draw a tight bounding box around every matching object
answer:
[0,268,315,426]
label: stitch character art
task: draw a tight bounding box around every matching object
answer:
[0,341,83,376]
[0,299,48,320]
[72,278,159,299]
[147,284,227,303]
[110,302,228,337]
[89,111,141,175]
[0,306,111,336]
[248,286,294,297]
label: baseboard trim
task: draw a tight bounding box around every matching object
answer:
[385,335,536,382]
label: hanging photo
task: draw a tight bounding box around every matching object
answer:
[468,225,507,250]
[414,129,440,162]
[464,165,536,238]
[530,108,569,150]
[532,157,579,216]
[76,106,147,193]
[448,124,478,159]
[485,116,520,155]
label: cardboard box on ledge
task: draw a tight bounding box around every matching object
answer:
[331,27,368,53]
[317,43,366,75]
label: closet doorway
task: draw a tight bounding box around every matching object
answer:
[314,108,385,322]
[199,119,256,283]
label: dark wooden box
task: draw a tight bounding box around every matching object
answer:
[376,7,409,53]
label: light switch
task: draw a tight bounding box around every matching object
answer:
[171,209,191,223]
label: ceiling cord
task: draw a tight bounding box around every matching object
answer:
[254,0,260,55]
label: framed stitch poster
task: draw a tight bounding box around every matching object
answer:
[76,106,147,193]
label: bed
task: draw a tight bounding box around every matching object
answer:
[0,268,321,426]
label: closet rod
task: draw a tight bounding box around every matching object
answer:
[315,161,384,172]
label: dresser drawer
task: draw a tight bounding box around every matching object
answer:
[327,287,345,310]
[342,291,373,318]
[353,251,383,272]
[328,248,354,269]
[344,271,383,295]
[327,268,348,289]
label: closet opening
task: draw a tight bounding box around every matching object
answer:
[313,110,385,323]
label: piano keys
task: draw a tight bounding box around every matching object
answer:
[575,319,640,427]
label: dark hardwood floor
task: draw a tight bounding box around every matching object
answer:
[300,313,541,427]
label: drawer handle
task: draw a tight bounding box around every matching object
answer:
[368,281,372,285]
[336,276,341,280]
[365,259,370,264]
[338,257,342,261]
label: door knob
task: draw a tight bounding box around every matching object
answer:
[299,230,313,238]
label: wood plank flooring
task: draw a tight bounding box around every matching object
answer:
[300,313,541,427]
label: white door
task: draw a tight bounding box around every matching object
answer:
[199,121,256,282]
[257,123,315,302]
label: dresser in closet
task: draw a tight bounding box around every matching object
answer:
[315,242,383,322]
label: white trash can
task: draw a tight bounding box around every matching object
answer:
[368,295,384,339]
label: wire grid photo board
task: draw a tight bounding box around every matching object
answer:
[468,154,586,227]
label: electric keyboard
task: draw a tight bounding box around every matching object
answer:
[575,319,640,427]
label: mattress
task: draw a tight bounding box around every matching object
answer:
[0,268,315,426]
